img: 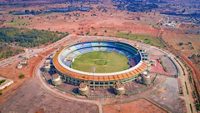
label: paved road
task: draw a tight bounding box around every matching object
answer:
[173,57,197,113]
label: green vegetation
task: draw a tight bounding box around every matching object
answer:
[0,79,6,85]
[6,18,29,27]
[18,73,25,79]
[0,27,68,59]
[0,27,68,47]
[116,32,165,48]
[0,42,24,59]
[71,51,129,73]
[196,102,200,111]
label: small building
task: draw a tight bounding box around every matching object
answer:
[44,64,51,72]
[17,59,28,69]
[43,58,51,72]
[78,82,89,96]
[17,63,23,69]
[45,59,51,64]
[142,71,151,85]
[0,76,14,90]
[114,82,126,95]
[52,74,62,86]
[43,58,52,72]
[20,59,28,65]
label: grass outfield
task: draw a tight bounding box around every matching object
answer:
[71,51,129,73]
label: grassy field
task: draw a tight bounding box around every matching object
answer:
[71,51,129,73]
[116,32,165,48]
[6,18,30,27]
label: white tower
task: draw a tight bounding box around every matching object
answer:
[142,71,151,85]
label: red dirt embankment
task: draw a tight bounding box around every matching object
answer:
[180,55,200,99]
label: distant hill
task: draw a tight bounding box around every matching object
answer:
[0,0,199,5]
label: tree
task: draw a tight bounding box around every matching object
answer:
[178,42,183,46]
[18,73,25,79]
[25,10,30,14]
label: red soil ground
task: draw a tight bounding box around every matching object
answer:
[103,99,167,113]
[0,48,55,103]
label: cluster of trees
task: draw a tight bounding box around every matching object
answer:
[0,27,68,47]
[0,42,24,59]
[24,9,41,15]
[9,10,42,15]
[0,27,68,59]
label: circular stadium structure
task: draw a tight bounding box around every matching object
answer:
[53,41,148,87]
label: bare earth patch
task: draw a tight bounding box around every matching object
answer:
[103,99,167,113]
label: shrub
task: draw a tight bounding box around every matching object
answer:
[18,73,25,79]
[0,79,6,85]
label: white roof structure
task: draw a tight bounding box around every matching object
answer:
[0,76,14,90]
